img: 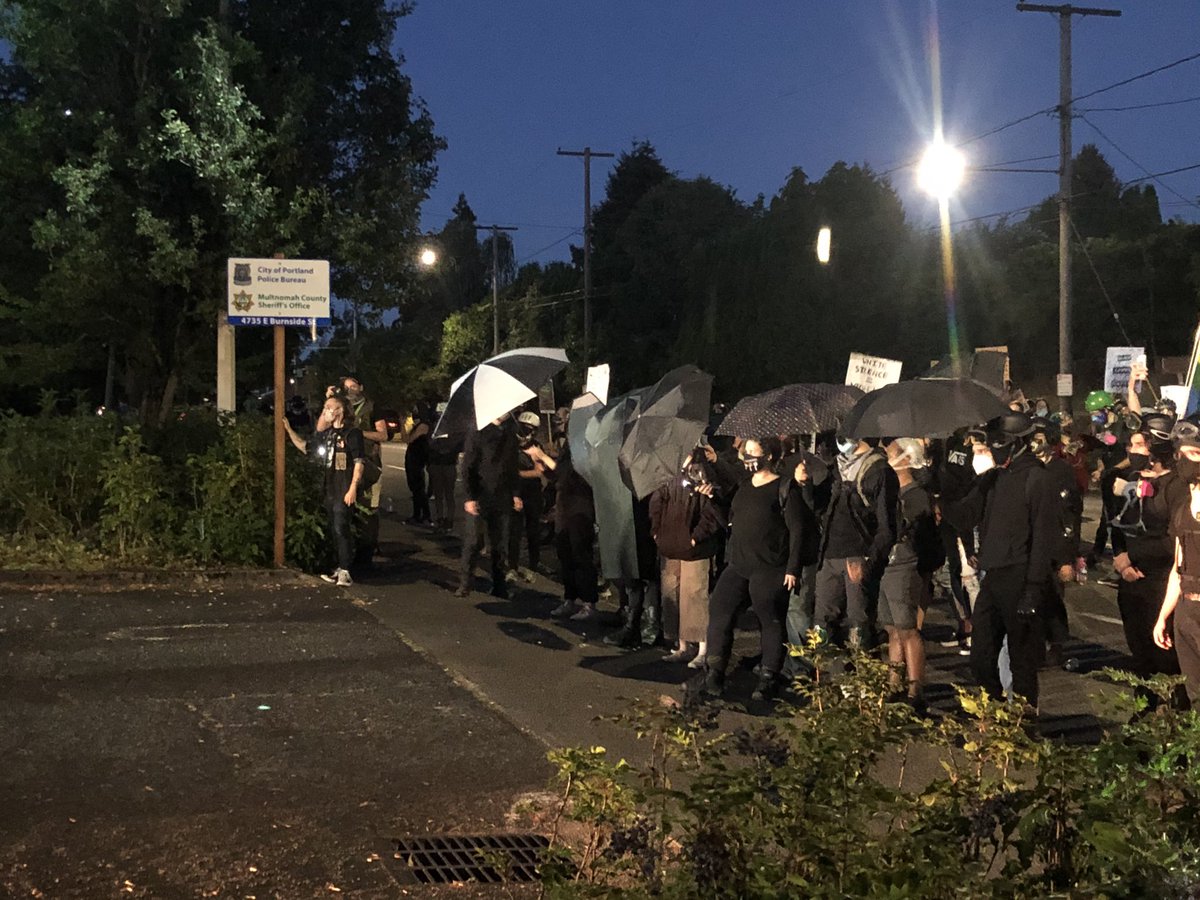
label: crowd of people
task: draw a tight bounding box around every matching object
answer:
[294,365,1200,718]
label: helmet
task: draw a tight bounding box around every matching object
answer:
[987,411,1035,446]
[1172,414,1200,451]
[1085,390,1116,412]
[1030,415,1062,444]
[517,411,541,428]
[1138,412,1176,444]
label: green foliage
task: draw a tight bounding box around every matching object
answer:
[0,403,328,570]
[542,641,1200,898]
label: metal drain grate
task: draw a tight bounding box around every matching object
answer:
[392,833,550,884]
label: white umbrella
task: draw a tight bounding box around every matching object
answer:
[433,347,569,436]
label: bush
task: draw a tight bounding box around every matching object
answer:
[0,401,330,570]
[541,641,1200,898]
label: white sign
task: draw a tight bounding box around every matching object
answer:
[585,364,611,406]
[1056,373,1074,397]
[1104,346,1144,396]
[845,352,902,393]
[1160,385,1192,414]
[227,258,330,326]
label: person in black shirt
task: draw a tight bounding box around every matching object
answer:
[402,404,432,525]
[426,432,462,532]
[283,395,365,587]
[544,444,599,617]
[455,418,523,599]
[701,437,817,702]
[508,411,547,580]
[943,412,1060,709]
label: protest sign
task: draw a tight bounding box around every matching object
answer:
[845,352,902,393]
[586,364,611,405]
[1104,346,1144,396]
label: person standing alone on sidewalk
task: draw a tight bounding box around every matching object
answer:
[455,417,522,599]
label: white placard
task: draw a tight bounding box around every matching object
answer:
[1160,385,1192,413]
[227,258,331,326]
[845,352,902,393]
[1056,373,1074,397]
[585,364,611,406]
[1104,346,1144,396]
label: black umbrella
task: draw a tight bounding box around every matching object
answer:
[715,383,864,438]
[841,378,1009,439]
[432,347,568,437]
[618,365,714,499]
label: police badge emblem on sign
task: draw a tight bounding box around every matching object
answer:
[233,263,252,286]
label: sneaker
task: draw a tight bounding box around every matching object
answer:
[570,604,600,622]
[687,653,708,670]
[319,570,339,584]
[517,566,538,583]
[321,568,352,586]
[751,674,779,702]
[551,599,578,618]
[958,635,972,656]
[504,569,519,584]
[663,646,697,664]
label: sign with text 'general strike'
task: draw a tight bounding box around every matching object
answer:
[845,352,902,393]
[227,258,330,326]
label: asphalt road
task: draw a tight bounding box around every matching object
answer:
[0,577,551,899]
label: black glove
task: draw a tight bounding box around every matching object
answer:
[1017,584,1043,620]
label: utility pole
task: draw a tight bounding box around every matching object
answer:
[474,224,518,356]
[215,0,237,413]
[1017,3,1120,414]
[557,147,614,367]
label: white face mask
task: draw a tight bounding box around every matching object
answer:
[972,453,995,475]
[836,438,857,456]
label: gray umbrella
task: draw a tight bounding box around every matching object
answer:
[618,365,714,499]
[715,383,864,438]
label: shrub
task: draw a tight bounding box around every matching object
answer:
[541,641,1200,898]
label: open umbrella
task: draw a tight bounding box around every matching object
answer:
[841,378,1009,439]
[433,347,568,437]
[619,365,714,499]
[715,383,864,437]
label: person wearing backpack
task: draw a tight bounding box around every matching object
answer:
[283,394,368,587]
[814,436,900,649]
[880,439,944,713]
[1112,412,1189,709]
[699,437,817,702]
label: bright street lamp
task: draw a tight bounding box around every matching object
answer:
[816,226,832,265]
[418,247,438,267]
[917,139,966,200]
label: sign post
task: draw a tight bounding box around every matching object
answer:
[228,257,331,568]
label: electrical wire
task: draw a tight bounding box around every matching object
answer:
[1079,94,1200,113]
[1072,50,1200,105]
[1077,115,1200,212]
[515,229,581,265]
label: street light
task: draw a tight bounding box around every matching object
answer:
[916,139,966,200]
[418,247,438,267]
[816,226,832,265]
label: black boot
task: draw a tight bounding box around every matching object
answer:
[702,659,727,699]
[751,672,779,702]
[640,599,663,648]
[604,583,644,648]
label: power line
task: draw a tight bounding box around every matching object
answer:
[515,229,582,265]
[1072,50,1200,105]
[1079,94,1200,113]
[1077,114,1200,212]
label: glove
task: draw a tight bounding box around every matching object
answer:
[1017,584,1043,620]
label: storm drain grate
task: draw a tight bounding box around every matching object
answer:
[392,833,550,884]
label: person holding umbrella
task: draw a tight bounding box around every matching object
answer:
[942,412,1060,711]
[455,416,523,600]
[701,437,817,701]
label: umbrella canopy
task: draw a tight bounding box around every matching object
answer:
[433,347,568,436]
[567,393,603,483]
[715,383,864,438]
[841,378,1009,439]
[619,365,714,499]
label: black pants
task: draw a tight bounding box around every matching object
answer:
[1117,567,1179,679]
[1175,598,1200,704]
[428,464,456,525]
[971,565,1045,707]
[407,464,430,522]
[325,498,353,572]
[556,514,597,605]
[508,488,543,571]
[460,504,509,591]
[1093,469,1120,557]
[707,566,790,676]
[1045,579,1069,646]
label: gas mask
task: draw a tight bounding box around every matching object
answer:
[836,437,857,457]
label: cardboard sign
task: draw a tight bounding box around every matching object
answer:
[974,345,1011,385]
[585,364,611,406]
[1104,346,1144,396]
[845,352,902,393]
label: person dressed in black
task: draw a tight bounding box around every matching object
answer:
[546,444,599,618]
[427,431,462,533]
[402,404,432,525]
[455,417,522,599]
[814,436,900,648]
[283,394,365,587]
[943,412,1059,710]
[932,429,977,654]
[1111,412,1188,708]
[1154,416,1200,703]
[702,437,817,702]
[508,411,547,580]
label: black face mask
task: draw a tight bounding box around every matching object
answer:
[1175,456,1200,483]
[1127,453,1151,472]
[742,455,764,473]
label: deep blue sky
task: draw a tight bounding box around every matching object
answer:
[399,1,1200,266]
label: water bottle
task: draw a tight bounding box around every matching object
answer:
[1076,556,1088,585]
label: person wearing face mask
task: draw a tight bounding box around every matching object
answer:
[942,412,1060,711]
[699,437,817,701]
[813,435,900,649]
[1030,416,1082,667]
[401,403,432,525]
[1110,413,1189,709]
[879,439,943,712]
[455,416,524,600]
[1033,398,1052,420]
[1085,389,1134,566]
[1153,416,1200,703]
[508,411,547,581]
[931,429,978,656]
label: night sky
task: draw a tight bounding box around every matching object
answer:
[400,1,1200,266]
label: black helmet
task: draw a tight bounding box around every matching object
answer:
[1139,412,1176,444]
[1172,414,1200,451]
[986,412,1035,449]
[1030,415,1061,444]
